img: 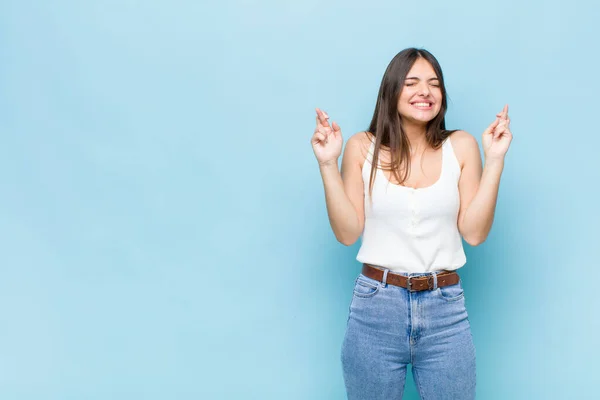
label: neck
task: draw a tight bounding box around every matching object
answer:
[402,119,429,154]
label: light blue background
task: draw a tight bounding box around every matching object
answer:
[1,0,598,399]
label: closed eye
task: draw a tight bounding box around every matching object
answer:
[405,82,440,87]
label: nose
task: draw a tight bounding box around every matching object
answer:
[417,82,431,96]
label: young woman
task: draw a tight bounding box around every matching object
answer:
[310,48,512,399]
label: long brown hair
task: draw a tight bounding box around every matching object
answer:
[366,48,457,198]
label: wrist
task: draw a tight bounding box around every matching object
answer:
[318,159,339,169]
[484,156,505,168]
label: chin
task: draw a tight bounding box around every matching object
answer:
[415,115,435,122]
[403,114,436,125]
[400,108,440,124]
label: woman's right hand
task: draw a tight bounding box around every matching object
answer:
[311,108,343,166]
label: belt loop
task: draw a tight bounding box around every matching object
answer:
[431,271,438,290]
[381,268,389,287]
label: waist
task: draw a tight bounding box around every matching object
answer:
[362,263,460,292]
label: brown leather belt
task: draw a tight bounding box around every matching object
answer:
[362,263,460,292]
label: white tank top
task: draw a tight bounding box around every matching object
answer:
[356,136,467,273]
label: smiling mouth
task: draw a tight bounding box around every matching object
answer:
[411,102,433,110]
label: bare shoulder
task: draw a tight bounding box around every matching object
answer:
[344,131,375,167]
[447,130,480,168]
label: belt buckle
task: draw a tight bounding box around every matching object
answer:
[406,275,434,291]
[406,276,414,292]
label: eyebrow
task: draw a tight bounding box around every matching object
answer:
[405,76,439,81]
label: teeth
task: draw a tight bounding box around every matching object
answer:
[413,103,431,107]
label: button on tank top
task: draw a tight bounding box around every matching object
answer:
[356,136,467,273]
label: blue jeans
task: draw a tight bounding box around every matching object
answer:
[341,269,476,399]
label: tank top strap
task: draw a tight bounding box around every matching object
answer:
[365,137,377,167]
[442,135,461,177]
[442,136,450,165]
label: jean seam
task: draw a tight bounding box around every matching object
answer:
[356,277,378,289]
[435,290,464,302]
[412,366,426,400]
[352,287,379,298]
[353,278,380,298]
[435,283,465,302]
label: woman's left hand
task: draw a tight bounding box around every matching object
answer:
[482,104,513,161]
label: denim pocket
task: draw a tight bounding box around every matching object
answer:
[352,275,380,298]
[435,280,464,302]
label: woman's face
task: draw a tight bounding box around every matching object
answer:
[397,57,443,124]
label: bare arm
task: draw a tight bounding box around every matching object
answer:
[311,108,366,246]
[457,105,513,245]
[457,133,503,245]
[320,135,366,245]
